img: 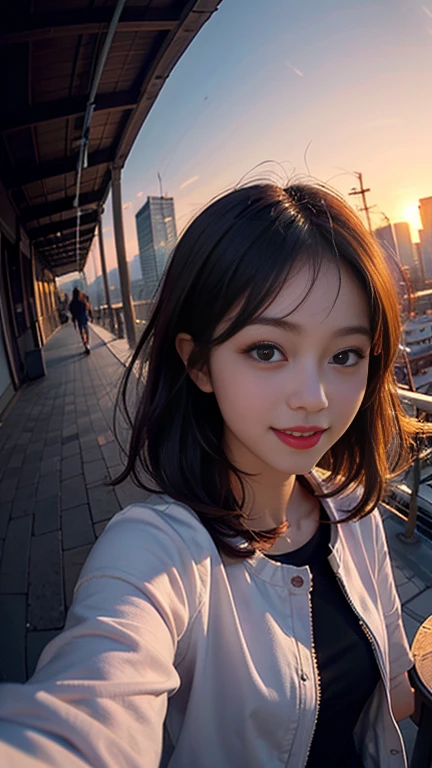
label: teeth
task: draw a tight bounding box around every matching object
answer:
[282,430,317,436]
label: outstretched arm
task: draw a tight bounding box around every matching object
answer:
[0,506,200,766]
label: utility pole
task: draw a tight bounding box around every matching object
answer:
[348,172,373,233]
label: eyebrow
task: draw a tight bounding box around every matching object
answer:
[247,316,371,340]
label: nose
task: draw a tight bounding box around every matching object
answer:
[285,360,328,413]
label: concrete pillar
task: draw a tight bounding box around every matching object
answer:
[97,212,115,334]
[111,166,136,348]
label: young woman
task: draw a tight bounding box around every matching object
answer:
[0,182,423,767]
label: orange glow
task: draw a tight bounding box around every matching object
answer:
[401,203,422,243]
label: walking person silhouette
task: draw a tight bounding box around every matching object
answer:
[69,286,91,354]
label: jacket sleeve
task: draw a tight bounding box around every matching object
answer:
[373,511,413,686]
[0,505,203,767]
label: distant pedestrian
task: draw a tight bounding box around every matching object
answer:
[0,181,431,767]
[69,286,90,353]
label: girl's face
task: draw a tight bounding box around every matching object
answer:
[204,260,371,479]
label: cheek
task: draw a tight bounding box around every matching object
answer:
[210,357,270,422]
[330,370,368,421]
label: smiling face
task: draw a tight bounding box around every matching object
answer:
[198,259,371,482]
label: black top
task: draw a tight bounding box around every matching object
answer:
[266,510,380,768]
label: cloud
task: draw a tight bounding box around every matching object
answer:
[422,6,432,19]
[179,175,200,190]
[285,60,304,77]
[136,191,143,197]
[122,202,131,210]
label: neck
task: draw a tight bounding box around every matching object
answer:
[241,473,317,532]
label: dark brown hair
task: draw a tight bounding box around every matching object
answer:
[114,181,427,558]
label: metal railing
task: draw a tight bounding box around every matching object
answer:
[94,300,155,340]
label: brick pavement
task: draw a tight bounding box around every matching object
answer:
[0,321,431,761]
[0,323,149,682]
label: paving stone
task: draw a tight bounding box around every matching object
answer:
[88,483,121,523]
[37,471,60,501]
[114,480,150,509]
[61,475,87,510]
[94,520,110,538]
[62,432,79,446]
[6,451,25,469]
[81,444,104,463]
[42,444,61,462]
[62,439,80,458]
[28,531,64,630]
[393,565,409,588]
[11,483,37,518]
[83,459,109,486]
[403,588,432,622]
[0,475,19,503]
[397,580,422,604]
[34,495,60,536]
[402,612,421,645]
[26,630,61,679]
[0,595,26,682]
[18,460,40,487]
[44,436,61,452]
[40,456,60,476]
[0,515,32,593]
[101,441,122,468]
[63,544,93,609]
[61,454,83,481]
[0,501,11,539]
[62,504,95,550]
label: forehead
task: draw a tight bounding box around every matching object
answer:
[261,261,370,329]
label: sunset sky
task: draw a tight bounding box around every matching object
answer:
[79,0,432,284]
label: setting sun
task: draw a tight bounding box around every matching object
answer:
[401,203,422,243]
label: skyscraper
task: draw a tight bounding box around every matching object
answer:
[135,196,177,300]
[374,223,402,286]
[393,222,416,270]
[419,197,432,280]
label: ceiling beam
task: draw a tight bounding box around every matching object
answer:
[21,190,102,224]
[0,8,179,44]
[29,211,98,241]
[1,91,137,133]
[7,148,113,188]
[36,230,94,249]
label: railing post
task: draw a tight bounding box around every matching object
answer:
[116,308,124,339]
[97,212,115,335]
[111,165,136,348]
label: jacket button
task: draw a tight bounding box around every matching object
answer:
[300,672,308,681]
[291,575,304,588]
[390,750,400,755]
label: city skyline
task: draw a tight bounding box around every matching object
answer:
[59,0,431,285]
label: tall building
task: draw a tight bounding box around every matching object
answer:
[419,197,432,280]
[135,196,177,300]
[393,222,416,270]
[374,223,402,286]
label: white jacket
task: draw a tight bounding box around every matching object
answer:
[0,478,413,768]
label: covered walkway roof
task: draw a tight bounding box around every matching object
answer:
[0,0,221,276]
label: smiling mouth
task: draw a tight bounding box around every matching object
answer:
[279,430,323,437]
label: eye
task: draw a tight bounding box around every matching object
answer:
[330,348,365,367]
[246,343,285,363]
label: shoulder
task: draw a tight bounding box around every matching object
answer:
[312,470,383,541]
[78,494,217,597]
